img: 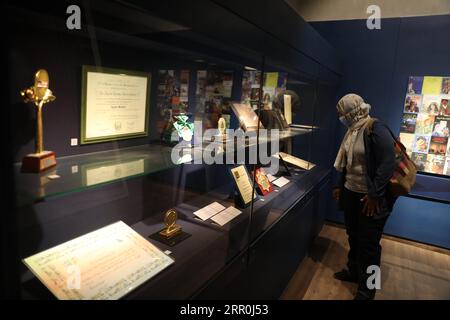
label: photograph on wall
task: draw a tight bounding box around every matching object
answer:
[441,77,450,94]
[439,98,450,116]
[428,136,448,155]
[400,113,417,133]
[399,133,414,155]
[403,95,421,113]
[432,116,450,137]
[415,113,435,135]
[421,95,441,115]
[407,76,424,94]
[425,154,445,175]
[412,134,431,154]
[411,153,427,171]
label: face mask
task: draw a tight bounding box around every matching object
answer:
[339,115,353,127]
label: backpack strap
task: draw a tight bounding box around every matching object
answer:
[366,118,415,164]
[365,118,397,141]
[365,118,378,136]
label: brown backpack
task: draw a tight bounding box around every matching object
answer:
[366,118,417,197]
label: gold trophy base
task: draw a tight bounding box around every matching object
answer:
[159,225,182,239]
[21,151,57,173]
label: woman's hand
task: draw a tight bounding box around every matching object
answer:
[360,195,379,216]
[332,187,341,202]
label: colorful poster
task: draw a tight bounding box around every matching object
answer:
[432,116,450,137]
[407,76,424,94]
[404,95,421,113]
[413,134,431,154]
[400,113,417,133]
[157,69,189,113]
[265,72,279,88]
[415,113,435,135]
[426,154,445,175]
[422,76,443,95]
[241,70,288,105]
[195,70,234,129]
[429,136,448,155]
[400,75,450,175]
[421,95,441,115]
[411,152,427,171]
[439,98,450,116]
[441,77,450,94]
[399,132,414,155]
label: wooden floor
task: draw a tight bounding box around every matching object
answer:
[281,223,450,300]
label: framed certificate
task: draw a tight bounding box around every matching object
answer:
[81,66,151,144]
[230,165,257,207]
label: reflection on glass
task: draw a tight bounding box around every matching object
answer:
[83,159,145,186]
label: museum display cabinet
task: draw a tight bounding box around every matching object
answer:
[6,0,340,299]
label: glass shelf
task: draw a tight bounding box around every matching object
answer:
[15,127,313,207]
[14,144,185,207]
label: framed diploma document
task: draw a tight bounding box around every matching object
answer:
[230,165,257,207]
[81,66,151,144]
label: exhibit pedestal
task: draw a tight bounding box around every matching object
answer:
[21,151,57,173]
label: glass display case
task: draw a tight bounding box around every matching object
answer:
[7,0,340,299]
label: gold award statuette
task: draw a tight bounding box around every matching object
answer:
[213,116,227,142]
[20,69,57,173]
[159,209,182,239]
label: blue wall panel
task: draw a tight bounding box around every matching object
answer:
[311,15,450,248]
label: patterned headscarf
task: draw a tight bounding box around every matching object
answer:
[336,93,371,126]
[334,94,372,171]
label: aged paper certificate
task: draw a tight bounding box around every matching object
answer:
[23,221,174,300]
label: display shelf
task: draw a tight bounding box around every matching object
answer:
[15,127,313,207]
[14,144,186,207]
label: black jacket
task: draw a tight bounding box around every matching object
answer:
[337,120,397,218]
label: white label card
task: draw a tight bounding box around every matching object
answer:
[273,176,290,188]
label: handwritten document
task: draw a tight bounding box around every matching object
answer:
[193,202,226,221]
[210,206,242,227]
[23,221,174,300]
